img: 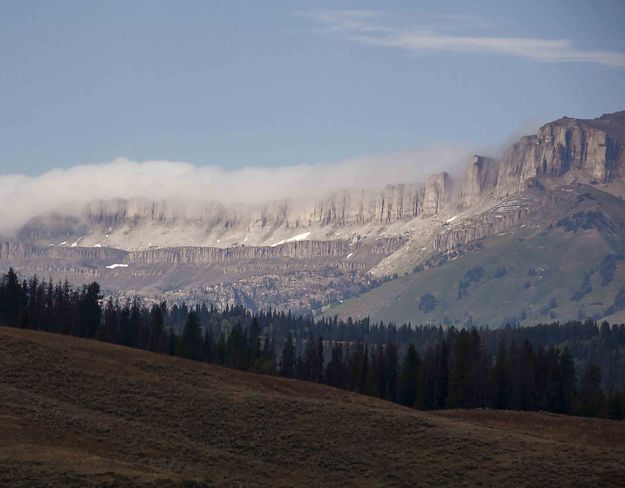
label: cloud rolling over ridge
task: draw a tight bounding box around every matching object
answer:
[0,145,468,235]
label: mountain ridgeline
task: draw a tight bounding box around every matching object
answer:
[2,111,625,323]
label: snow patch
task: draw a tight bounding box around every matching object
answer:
[106,263,128,270]
[94,243,102,248]
[271,231,311,247]
[345,253,353,259]
[71,237,82,248]
[446,215,458,223]
[59,241,67,246]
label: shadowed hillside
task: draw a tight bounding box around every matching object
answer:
[1,327,625,487]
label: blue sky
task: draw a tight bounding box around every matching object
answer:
[1,0,625,175]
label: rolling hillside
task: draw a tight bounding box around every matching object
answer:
[2,327,625,487]
[327,184,625,326]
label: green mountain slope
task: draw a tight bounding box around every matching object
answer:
[327,185,625,327]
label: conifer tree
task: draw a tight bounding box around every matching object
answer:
[176,311,203,361]
[518,340,536,410]
[547,347,566,413]
[578,363,604,417]
[248,317,261,361]
[216,333,226,365]
[101,298,119,343]
[384,342,399,402]
[227,322,249,370]
[358,344,369,394]
[435,340,449,409]
[149,304,166,353]
[398,344,420,407]
[325,342,346,389]
[202,326,214,363]
[492,342,509,409]
[4,268,22,325]
[449,330,473,408]
[312,336,324,382]
[280,331,296,378]
[78,282,102,338]
[560,347,577,414]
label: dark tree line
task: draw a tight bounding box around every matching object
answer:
[0,268,624,420]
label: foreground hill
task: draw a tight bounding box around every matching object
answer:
[1,328,625,487]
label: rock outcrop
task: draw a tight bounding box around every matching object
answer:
[0,241,126,261]
[423,172,452,215]
[128,240,356,265]
[434,203,532,252]
[61,184,428,230]
[128,237,407,265]
[496,112,625,197]
[457,156,500,208]
[1,237,406,267]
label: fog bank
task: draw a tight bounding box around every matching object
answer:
[0,145,469,235]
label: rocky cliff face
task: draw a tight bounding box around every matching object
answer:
[457,156,500,208]
[0,241,126,261]
[5,111,625,313]
[1,237,406,267]
[58,183,428,230]
[434,202,532,252]
[496,112,625,198]
[423,172,452,215]
[309,184,425,225]
[17,112,625,252]
[128,240,356,265]
[17,184,428,250]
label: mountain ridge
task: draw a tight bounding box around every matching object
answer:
[3,111,625,321]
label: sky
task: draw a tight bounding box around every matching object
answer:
[1,0,625,177]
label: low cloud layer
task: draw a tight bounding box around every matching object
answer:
[0,145,469,235]
[303,10,625,68]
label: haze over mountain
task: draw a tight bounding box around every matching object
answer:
[0,145,470,237]
[3,111,625,325]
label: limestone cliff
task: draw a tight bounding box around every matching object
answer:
[496,111,625,197]
[457,156,500,208]
[8,111,625,292]
[0,241,126,261]
[423,172,452,215]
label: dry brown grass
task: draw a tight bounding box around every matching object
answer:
[1,326,625,487]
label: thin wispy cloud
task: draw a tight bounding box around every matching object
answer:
[303,9,625,68]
